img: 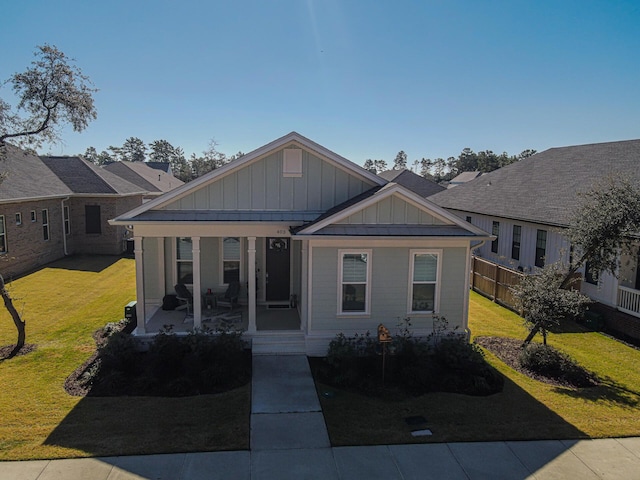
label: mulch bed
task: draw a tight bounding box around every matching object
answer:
[0,343,37,360]
[474,336,599,389]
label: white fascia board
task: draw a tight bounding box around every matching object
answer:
[113,132,386,223]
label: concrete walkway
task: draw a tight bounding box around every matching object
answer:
[2,355,640,479]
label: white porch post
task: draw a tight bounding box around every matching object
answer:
[192,237,202,328]
[248,236,257,333]
[157,238,165,301]
[134,236,146,334]
[300,239,308,333]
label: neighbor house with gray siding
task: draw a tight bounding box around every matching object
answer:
[430,139,640,341]
[111,132,491,354]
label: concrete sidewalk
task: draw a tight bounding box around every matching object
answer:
[2,438,640,480]
[2,355,640,479]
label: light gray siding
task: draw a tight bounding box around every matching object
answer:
[310,245,468,335]
[338,196,446,225]
[162,148,375,211]
[143,237,160,300]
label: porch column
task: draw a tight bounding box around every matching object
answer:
[300,239,308,333]
[157,238,165,301]
[134,236,146,334]
[247,236,257,333]
[192,237,202,329]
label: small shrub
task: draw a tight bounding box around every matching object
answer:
[518,343,596,387]
[98,332,139,374]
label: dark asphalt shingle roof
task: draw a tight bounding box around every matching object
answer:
[429,139,640,227]
[103,161,184,193]
[41,156,145,195]
[378,169,445,197]
[0,144,71,201]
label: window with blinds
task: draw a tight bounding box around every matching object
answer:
[409,251,440,313]
[339,251,371,314]
[222,237,241,284]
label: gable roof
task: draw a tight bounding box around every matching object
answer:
[429,139,640,228]
[377,169,446,197]
[0,144,71,202]
[103,161,184,193]
[145,161,171,173]
[449,171,482,184]
[294,182,491,238]
[115,131,386,222]
[41,156,145,195]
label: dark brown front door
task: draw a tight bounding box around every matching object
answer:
[266,238,290,302]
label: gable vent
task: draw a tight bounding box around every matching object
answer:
[283,149,303,177]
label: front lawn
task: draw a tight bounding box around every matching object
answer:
[0,256,250,461]
[316,291,640,445]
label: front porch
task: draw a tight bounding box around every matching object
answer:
[142,304,302,334]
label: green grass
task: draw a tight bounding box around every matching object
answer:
[316,291,640,446]
[0,256,250,461]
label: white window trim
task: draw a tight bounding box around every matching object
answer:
[219,237,243,286]
[337,249,372,316]
[30,210,36,222]
[407,249,442,315]
[15,213,22,226]
[174,236,194,286]
[0,215,6,253]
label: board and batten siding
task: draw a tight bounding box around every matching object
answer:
[161,148,374,211]
[309,245,468,335]
[337,195,447,225]
[461,212,569,271]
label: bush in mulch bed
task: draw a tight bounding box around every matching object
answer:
[475,336,599,389]
[66,323,251,397]
[314,326,504,398]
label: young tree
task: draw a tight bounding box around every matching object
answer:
[121,137,146,162]
[393,150,407,170]
[518,175,640,345]
[0,44,97,149]
[0,44,96,356]
[514,262,591,345]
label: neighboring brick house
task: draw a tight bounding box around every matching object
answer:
[0,144,148,278]
[103,161,184,200]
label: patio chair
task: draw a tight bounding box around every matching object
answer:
[216,281,240,313]
[174,283,193,315]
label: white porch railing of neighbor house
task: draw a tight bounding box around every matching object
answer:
[617,286,640,318]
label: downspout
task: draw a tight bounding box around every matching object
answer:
[61,197,70,256]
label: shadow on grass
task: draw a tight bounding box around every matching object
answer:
[313,359,589,447]
[43,386,251,458]
[553,377,640,407]
[46,255,124,273]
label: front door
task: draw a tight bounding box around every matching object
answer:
[266,238,290,302]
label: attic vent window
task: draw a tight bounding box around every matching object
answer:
[283,149,303,177]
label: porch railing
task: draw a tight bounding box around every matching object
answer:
[617,286,640,319]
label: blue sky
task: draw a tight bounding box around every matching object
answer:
[2,0,639,167]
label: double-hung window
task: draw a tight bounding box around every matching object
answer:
[535,229,547,268]
[511,225,521,261]
[0,215,6,253]
[222,237,241,284]
[339,250,371,314]
[409,250,440,313]
[176,237,193,284]
[42,209,50,241]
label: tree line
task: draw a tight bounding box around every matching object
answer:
[364,147,537,182]
[80,137,244,183]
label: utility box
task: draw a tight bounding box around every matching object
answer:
[124,301,137,323]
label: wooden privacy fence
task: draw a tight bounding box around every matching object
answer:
[470,256,524,312]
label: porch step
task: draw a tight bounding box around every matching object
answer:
[251,333,306,355]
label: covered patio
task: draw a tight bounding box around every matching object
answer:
[142,304,301,335]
